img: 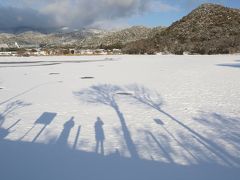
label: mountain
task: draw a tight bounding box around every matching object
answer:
[0,29,105,48]
[80,26,153,48]
[47,28,108,47]
[0,26,165,49]
[123,3,240,54]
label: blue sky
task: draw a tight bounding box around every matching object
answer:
[0,0,239,32]
[128,0,240,27]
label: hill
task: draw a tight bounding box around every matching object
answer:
[123,3,240,54]
[80,26,153,49]
[0,26,165,49]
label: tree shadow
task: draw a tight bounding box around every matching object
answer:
[193,112,240,165]
[217,63,240,68]
[95,117,105,155]
[145,130,174,163]
[217,60,240,68]
[74,84,240,166]
[0,63,61,68]
[0,82,53,106]
[127,84,240,167]
[74,84,139,159]
[153,118,199,162]
[0,119,21,140]
[0,100,31,127]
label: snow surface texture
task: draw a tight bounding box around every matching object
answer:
[0,55,240,180]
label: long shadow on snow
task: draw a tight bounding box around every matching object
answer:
[217,63,240,68]
[74,84,240,167]
[74,84,139,159]
[1,107,239,179]
[0,63,60,68]
[0,119,21,139]
[217,60,240,68]
[0,82,56,106]
[127,84,240,167]
[0,138,238,180]
[0,100,31,127]
[19,112,57,142]
[193,112,240,165]
[95,117,105,155]
[56,117,75,147]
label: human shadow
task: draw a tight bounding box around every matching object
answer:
[95,117,105,155]
[74,84,139,159]
[127,84,240,167]
[57,117,75,148]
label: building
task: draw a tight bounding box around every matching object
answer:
[0,51,17,56]
[0,44,8,49]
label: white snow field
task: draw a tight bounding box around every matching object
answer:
[0,55,240,180]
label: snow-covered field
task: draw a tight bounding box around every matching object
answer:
[0,55,240,180]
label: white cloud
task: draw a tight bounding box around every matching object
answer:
[145,1,180,12]
[0,0,179,32]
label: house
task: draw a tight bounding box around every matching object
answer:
[94,49,108,55]
[112,49,122,55]
[0,52,11,56]
[0,44,8,49]
[77,49,94,55]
